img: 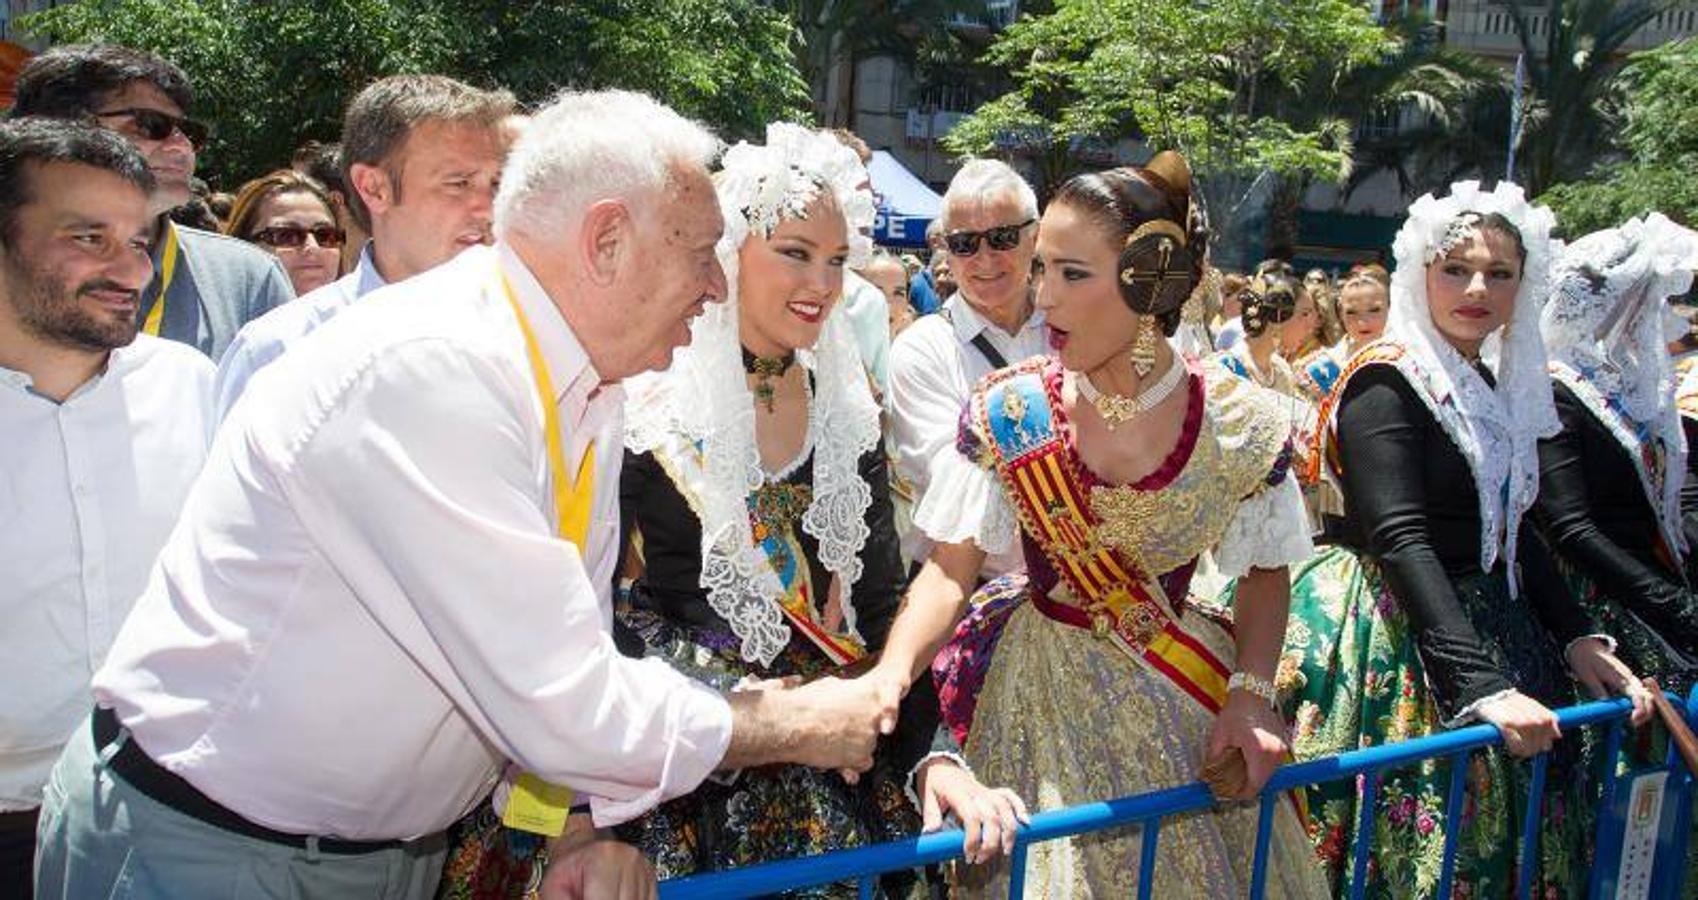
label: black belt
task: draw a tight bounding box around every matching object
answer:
[92,706,403,855]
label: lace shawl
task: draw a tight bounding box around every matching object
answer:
[624,124,881,666]
[1381,181,1561,593]
[1540,213,1698,560]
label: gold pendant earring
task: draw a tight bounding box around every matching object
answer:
[1129,315,1157,377]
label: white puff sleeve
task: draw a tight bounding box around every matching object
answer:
[911,443,1020,556]
[1213,471,1314,577]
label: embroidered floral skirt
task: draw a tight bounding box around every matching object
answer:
[1257,545,1594,899]
[1552,556,1698,697]
[954,598,1328,898]
[437,606,928,900]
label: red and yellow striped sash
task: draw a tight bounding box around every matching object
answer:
[977,364,1231,714]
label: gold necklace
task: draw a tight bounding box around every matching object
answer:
[1074,355,1186,430]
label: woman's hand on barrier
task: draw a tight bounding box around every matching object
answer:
[1474,690,1561,757]
[1565,638,1653,726]
[539,829,657,900]
[915,758,1029,864]
[1206,691,1289,800]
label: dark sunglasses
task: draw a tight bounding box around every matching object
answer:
[251,224,346,250]
[945,218,1034,257]
[94,107,210,149]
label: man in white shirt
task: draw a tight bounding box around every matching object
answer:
[215,75,517,417]
[888,159,1048,576]
[34,90,898,900]
[0,119,215,900]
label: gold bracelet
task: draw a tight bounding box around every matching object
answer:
[1228,671,1277,708]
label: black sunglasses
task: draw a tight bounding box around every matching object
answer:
[94,107,210,149]
[945,218,1034,257]
[251,224,346,250]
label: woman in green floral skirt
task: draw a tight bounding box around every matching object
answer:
[1227,181,1652,898]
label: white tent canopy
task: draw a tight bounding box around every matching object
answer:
[868,150,941,249]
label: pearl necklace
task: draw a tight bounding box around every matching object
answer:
[1075,355,1186,430]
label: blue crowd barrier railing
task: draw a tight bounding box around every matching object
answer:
[658,687,1698,899]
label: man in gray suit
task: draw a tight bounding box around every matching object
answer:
[12,45,294,360]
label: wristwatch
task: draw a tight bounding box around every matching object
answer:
[1228,671,1278,709]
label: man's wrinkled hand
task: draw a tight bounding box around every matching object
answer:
[782,674,897,777]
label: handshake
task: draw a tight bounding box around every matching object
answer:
[719,665,1031,865]
[720,666,910,775]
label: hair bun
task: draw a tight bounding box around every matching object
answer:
[1145,151,1192,194]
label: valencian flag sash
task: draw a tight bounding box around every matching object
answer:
[976,366,1231,714]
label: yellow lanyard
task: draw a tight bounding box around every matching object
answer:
[140,222,181,337]
[496,268,596,837]
[497,271,596,548]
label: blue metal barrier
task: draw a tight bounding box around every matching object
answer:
[659,689,1698,899]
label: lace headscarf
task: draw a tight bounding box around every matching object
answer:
[1383,180,1560,591]
[1541,213,1698,560]
[624,123,880,666]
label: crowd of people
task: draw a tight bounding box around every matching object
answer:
[3,39,1697,900]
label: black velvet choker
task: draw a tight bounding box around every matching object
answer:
[742,346,795,412]
[740,346,795,376]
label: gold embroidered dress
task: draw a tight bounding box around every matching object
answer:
[914,356,1327,898]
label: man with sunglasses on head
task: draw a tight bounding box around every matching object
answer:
[887,159,1048,577]
[11,45,295,362]
[212,75,516,420]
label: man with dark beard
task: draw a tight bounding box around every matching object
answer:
[12,45,294,360]
[0,118,215,900]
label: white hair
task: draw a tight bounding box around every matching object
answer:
[494,89,722,240]
[941,158,1038,228]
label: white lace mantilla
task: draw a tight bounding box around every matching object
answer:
[1381,181,1561,593]
[1541,213,1698,562]
[624,123,881,666]
[1551,363,1686,561]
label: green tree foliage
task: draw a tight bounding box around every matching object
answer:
[1540,38,1698,234]
[940,0,1396,267]
[19,0,810,185]
[780,0,986,125]
[1504,0,1676,196]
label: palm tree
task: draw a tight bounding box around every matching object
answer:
[1505,0,1676,194]
[1264,14,1500,256]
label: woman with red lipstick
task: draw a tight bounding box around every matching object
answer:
[1268,182,1649,897]
[1535,214,1698,695]
[866,153,1329,897]
[606,124,1021,893]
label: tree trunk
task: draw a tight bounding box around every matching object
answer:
[1265,174,1305,261]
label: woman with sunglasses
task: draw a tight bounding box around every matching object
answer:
[1250,182,1649,897]
[225,170,345,296]
[866,153,1329,897]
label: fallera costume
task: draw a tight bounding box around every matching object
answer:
[1237,182,1603,897]
[1536,214,1698,696]
[917,351,1327,898]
